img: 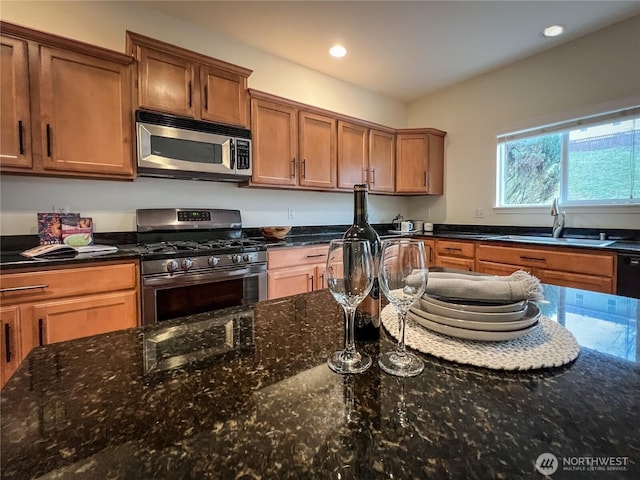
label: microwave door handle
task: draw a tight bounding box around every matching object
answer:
[230,139,236,171]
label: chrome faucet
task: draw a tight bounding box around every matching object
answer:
[551,198,565,238]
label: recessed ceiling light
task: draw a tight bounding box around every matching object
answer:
[329,45,347,58]
[542,25,565,37]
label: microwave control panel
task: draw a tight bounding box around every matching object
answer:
[235,139,251,170]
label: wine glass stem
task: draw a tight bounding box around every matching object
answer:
[396,308,408,356]
[344,306,357,358]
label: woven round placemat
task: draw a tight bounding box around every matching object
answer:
[381,304,580,371]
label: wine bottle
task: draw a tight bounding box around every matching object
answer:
[343,183,380,341]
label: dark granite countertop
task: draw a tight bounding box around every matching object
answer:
[0,247,142,271]
[1,285,638,479]
[2,225,638,272]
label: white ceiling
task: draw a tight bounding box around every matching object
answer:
[142,1,640,102]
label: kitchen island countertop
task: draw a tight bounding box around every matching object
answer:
[1,286,638,479]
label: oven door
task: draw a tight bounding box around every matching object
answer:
[141,265,267,325]
[137,122,234,176]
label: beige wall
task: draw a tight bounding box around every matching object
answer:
[407,15,640,230]
[0,0,409,235]
[1,2,638,235]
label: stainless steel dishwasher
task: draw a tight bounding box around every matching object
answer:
[617,254,640,299]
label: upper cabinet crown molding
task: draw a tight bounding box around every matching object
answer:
[0,21,134,64]
[126,31,252,128]
[125,31,252,77]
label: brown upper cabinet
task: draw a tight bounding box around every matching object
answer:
[1,35,31,169]
[0,21,135,179]
[127,31,252,128]
[396,129,446,194]
[337,121,396,193]
[298,111,337,189]
[249,90,337,190]
[250,89,401,194]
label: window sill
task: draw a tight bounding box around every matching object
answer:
[494,204,640,215]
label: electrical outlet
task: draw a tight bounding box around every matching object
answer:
[287,208,295,219]
[426,209,431,218]
[474,208,485,218]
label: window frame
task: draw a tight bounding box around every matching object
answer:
[495,106,640,209]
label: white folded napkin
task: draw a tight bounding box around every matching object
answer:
[409,270,544,302]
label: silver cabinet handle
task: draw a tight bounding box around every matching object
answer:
[0,284,48,293]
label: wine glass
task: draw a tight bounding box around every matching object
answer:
[326,239,375,374]
[378,238,428,377]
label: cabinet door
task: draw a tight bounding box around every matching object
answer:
[315,264,327,290]
[0,306,22,388]
[298,111,337,189]
[39,46,133,176]
[268,265,315,300]
[200,65,248,127]
[136,45,196,117]
[368,129,395,193]
[337,121,367,190]
[396,133,427,193]
[251,98,298,186]
[396,131,444,194]
[33,291,138,346]
[420,239,436,267]
[537,269,614,294]
[0,35,32,169]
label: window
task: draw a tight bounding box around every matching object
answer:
[497,107,640,207]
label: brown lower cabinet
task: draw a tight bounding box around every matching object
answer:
[267,245,329,300]
[0,261,140,388]
[435,239,475,271]
[476,243,616,293]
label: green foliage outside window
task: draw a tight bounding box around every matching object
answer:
[503,134,561,205]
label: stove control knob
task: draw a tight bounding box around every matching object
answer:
[242,254,251,262]
[232,254,243,264]
[208,256,220,267]
[181,258,193,270]
[166,260,180,273]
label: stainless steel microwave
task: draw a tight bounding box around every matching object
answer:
[135,110,252,182]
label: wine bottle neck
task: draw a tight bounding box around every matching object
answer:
[353,188,368,225]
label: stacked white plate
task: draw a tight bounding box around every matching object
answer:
[408,295,541,341]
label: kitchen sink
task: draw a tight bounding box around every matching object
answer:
[493,235,615,247]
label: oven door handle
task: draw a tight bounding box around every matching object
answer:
[143,267,265,288]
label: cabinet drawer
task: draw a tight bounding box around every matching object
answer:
[0,263,138,305]
[477,245,614,277]
[436,240,475,258]
[268,245,329,270]
[537,269,614,294]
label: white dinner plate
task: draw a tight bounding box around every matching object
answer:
[421,294,527,313]
[409,302,541,332]
[407,310,540,341]
[418,296,529,322]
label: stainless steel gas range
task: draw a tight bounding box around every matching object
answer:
[136,208,267,325]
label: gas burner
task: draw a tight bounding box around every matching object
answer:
[143,242,177,254]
